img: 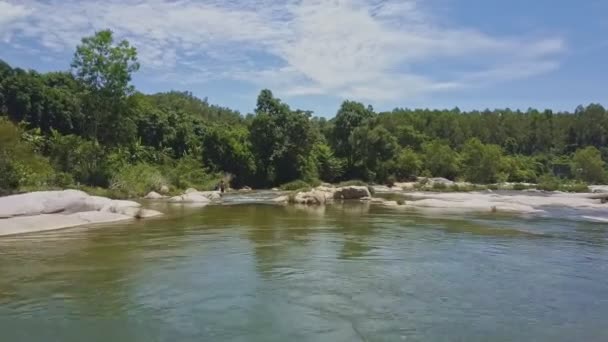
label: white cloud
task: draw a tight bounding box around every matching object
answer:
[0,0,565,103]
[0,1,31,41]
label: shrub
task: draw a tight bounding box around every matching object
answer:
[391,148,422,181]
[110,163,166,198]
[512,183,528,191]
[337,180,368,187]
[537,175,560,192]
[561,182,590,193]
[386,175,396,188]
[461,138,504,184]
[0,157,19,195]
[432,182,447,190]
[163,156,221,191]
[280,180,311,191]
[46,132,109,186]
[572,146,606,184]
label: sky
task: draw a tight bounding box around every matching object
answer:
[0,0,606,117]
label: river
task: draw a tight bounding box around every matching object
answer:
[1,191,607,341]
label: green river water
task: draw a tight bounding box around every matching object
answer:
[1,192,607,341]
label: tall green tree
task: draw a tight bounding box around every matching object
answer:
[249,90,318,185]
[71,30,139,144]
[330,101,375,172]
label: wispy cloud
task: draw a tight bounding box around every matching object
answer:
[0,0,565,102]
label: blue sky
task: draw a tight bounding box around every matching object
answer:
[0,0,606,117]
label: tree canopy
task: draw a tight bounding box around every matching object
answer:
[1,30,607,196]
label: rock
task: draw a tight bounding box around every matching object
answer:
[590,185,608,193]
[333,186,371,200]
[159,185,170,194]
[395,182,416,190]
[271,195,289,203]
[240,186,252,192]
[293,190,332,205]
[168,190,221,203]
[168,193,211,204]
[371,185,392,193]
[199,191,221,200]
[360,196,373,201]
[271,188,280,191]
[432,177,453,184]
[144,191,164,200]
[0,190,89,218]
[185,188,198,194]
[0,190,163,236]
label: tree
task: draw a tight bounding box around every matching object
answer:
[461,138,504,184]
[349,123,399,181]
[71,30,139,142]
[572,146,605,184]
[421,141,460,179]
[312,143,344,183]
[202,124,256,187]
[249,90,318,185]
[331,100,375,169]
[390,148,422,180]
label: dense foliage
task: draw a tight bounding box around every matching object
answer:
[1,30,607,196]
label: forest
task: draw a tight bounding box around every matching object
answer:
[1,30,607,197]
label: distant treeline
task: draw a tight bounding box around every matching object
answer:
[1,30,606,196]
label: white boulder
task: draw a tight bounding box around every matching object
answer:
[0,190,163,236]
[144,191,165,200]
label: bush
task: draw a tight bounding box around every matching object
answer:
[53,172,75,188]
[422,141,459,180]
[110,163,166,198]
[337,180,368,187]
[561,182,590,193]
[163,156,221,191]
[280,180,311,191]
[0,119,57,193]
[386,175,396,188]
[572,146,606,184]
[0,157,19,195]
[432,182,448,190]
[46,132,109,186]
[537,175,560,191]
[391,148,422,181]
[512,183,528,191]
[461,138,504,184]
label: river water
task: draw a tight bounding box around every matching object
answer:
[1,192,608,341]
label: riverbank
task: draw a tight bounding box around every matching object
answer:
[2,182,607,237]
